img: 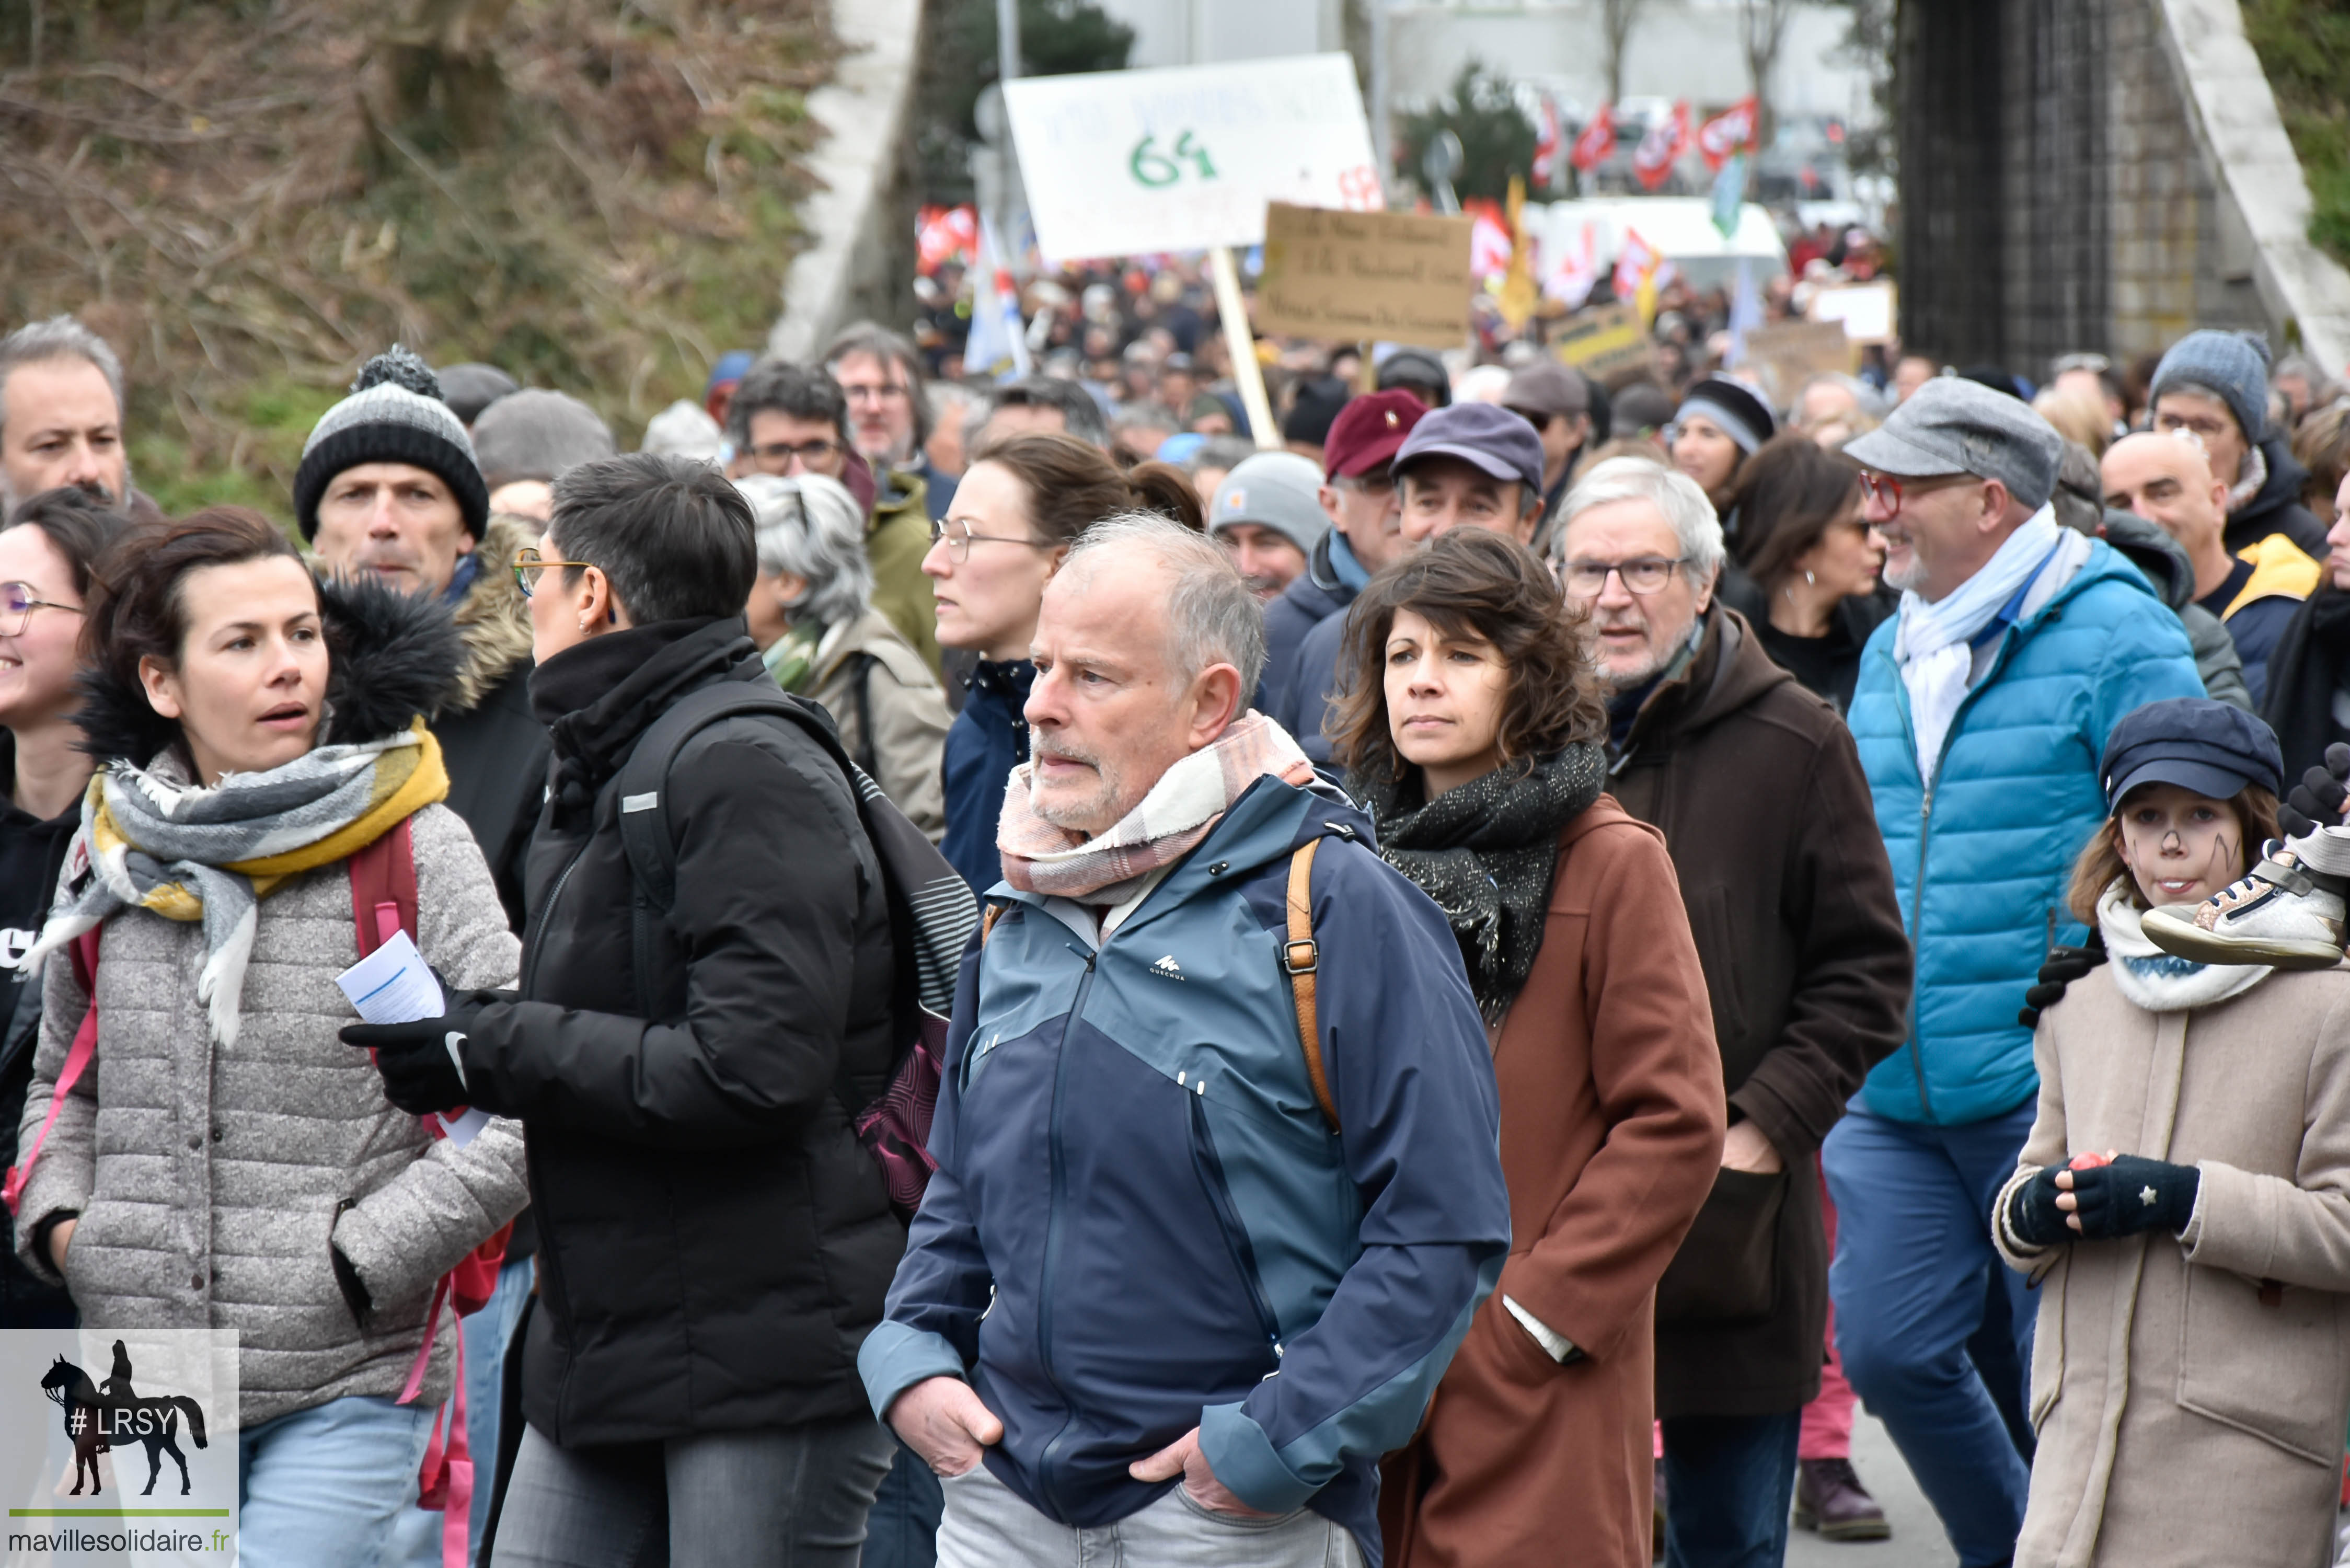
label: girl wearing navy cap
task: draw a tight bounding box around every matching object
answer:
[1994,696,2350,1568]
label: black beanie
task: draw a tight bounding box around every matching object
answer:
[293,347,490,542]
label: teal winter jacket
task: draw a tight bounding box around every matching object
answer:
[1847,533,2204,1126]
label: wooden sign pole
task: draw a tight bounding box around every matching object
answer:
[1209,245,1282,451]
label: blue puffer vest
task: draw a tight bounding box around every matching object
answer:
[1847,535,2204,1126]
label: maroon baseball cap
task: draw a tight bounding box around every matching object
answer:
[1320,389,1429,479]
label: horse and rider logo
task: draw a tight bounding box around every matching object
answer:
[37,1340,210,1497]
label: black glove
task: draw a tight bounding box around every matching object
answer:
[2064,1154,2201,1239]
[2005,1167,2071,1248]
[2020,931,2107,1029]
[341,976,497,1116]
[2277,742,2350,839]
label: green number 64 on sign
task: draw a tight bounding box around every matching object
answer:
[1129,130,1218,188]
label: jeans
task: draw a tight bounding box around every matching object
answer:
[861,1441,944,1568]
[1823,1103,2036,1568]
[237,1396,438,1568]
[387,1255,538,1566]
[933,1459,1363,1568]
[1660,1411,1802,1568]
[489,1413,895,1568]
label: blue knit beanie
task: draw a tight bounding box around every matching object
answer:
[2148,329,2273,445]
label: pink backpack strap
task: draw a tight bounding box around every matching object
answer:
[4,928,106,1220]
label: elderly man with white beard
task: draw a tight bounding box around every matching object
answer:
[861,514,1510,1568]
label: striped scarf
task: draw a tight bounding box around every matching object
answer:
[996,711,1315,901]
[16,722,448,1047]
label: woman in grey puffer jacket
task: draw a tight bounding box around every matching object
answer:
[8,508,527,1568]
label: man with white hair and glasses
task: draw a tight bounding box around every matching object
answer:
[861,514,1510,1568]
[1553,458,1913,1564]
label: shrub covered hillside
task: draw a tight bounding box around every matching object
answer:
[0,0,834,520]
[2242,0,2350,271]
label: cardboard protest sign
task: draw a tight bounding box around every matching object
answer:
[1002,54,1380,263]
[1807,281,1897,345]
[1551,304,1659,385]
[1742,320,1858,408]
[1255,203,1474,349]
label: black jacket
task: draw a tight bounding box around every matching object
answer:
[2226,434,2330,561]
[432,520,553,932]
[1609,611,1912,1417]
[468,616,901,1445]
[0,734,77,1328]
[2263,584,2350,782]
[1261,532,1355,720]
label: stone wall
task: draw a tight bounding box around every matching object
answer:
[1899,0,2326,379]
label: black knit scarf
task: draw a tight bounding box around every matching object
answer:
[1353,745,1607,1021]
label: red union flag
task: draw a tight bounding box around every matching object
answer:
[1631,101,1690,191]
[1697,97,1760,170]
[1532,94,1565,188]
[1569,105,1616,175]
[1613,225,1661,304]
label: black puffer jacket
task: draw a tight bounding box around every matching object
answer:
[467,615,901,1446]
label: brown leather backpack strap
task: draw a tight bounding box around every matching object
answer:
[980,902,1006,947]
[1282,839,1338,1132]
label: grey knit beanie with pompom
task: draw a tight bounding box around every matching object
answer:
[293,345,489,542]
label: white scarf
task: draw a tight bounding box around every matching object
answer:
[2096,880,2268,1012]
[1893,504,2060,783]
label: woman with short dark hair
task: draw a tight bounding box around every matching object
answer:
[0,488,137,1330]
[1722,434,1890,713]
[1335,529,1726,1568]
[359,452,904,1566]
[11,505,527,1564]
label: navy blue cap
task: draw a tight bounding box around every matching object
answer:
[2100,698,2283,811]
[1393,402,1548,500]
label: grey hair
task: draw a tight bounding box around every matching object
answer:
[1556,456,1726,582]
[733,471,872,628]
[0,315,126,441]
[823,321,933,448]
[1063,511,1266,698]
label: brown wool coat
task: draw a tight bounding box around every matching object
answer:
[1380,798,1726,1568]
[1609,609,1912,1417]
[1995,963,2350,1568]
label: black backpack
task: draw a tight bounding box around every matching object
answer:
[613,669,973,1219]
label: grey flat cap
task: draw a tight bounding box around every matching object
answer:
[1208,452,1331,556]
[1845,376,2064,513]
[470,388,618,488]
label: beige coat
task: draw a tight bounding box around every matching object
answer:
[804,607,951,841]
[1995,960,2350,1568]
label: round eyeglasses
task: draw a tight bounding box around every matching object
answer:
[0,581,80,637]
[511,547,603,598]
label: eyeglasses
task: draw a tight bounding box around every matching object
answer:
[747,439,843,469]
[0,581,80,637]
[511,547,603,598]
[2051,353,2112,376]
[927,518,1055,563]
[1505,406,1557,433]
[1558,557,1690,596]
[1857,470,1981,515]
[839,382,911,406]
[2152,409,2233,442]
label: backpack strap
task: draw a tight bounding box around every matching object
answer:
[979,903,1007,947]
[348,815,419,955]
[1281,839,1338,1133]
[614,680,815,1016]
[3,927,106,1219]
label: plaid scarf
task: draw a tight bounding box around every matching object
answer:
[996,711,1315,901]
[15,722,448,1048]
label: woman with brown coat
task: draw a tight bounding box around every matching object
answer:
[1997,696,2350,1568]
[1335,529,1726,1568]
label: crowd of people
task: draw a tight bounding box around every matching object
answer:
[3,269,2350,1568]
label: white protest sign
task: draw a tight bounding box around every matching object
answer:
[1002,54,1382,263]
